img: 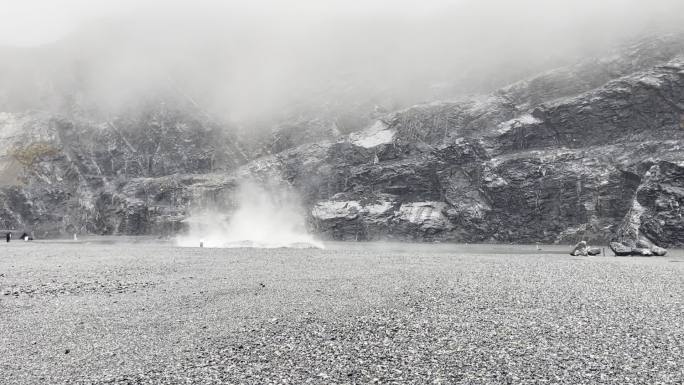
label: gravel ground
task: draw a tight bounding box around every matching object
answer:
[1,241,683,384]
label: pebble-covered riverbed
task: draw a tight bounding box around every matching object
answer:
[1,241,683,384]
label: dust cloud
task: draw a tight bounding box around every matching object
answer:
[176,180,323,248]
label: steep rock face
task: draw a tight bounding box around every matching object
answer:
[616,161,684,247]
[0,35,683,245]
[295,54,684,245]
[499,34,684,108]
[0,105,246,236]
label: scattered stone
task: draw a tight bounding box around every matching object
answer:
[651,245,668,256]
[631,248,653,257]
[570,241,588,256]
[587,247,601,256]
[610,239,669,257]
[4,240,684,383]
[610,242,632,256]
[636,239,652,249]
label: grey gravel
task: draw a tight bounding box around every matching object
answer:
[1,241,683,384]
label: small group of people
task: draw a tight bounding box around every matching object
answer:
[5,232,33,242]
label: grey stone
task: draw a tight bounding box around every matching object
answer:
[631,248,654,257]
[587,247,601,256]
[570,241,589,256]
[651,245,668,256]
[610,242,632,256]
[635,239,652,249]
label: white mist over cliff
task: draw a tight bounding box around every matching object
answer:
[176,181,323,248]
[2,0,684,124]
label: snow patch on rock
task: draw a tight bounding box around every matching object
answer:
[350,121,395,148]
[496,113,542,134]
[365,200,395,216]
[311,201,362,220]
[637,75,664,88]
[312,198,395,220]
[395,202,448,228]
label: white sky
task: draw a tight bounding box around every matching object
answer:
[0,0,132,46]
[0,0,459,46]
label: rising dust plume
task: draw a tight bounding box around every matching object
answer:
[176,181,323,248]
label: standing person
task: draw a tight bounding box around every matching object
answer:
[5,232,11,242]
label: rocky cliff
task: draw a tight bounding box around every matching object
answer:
[1,35,683,246]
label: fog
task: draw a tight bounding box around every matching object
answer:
[1,0,683,128]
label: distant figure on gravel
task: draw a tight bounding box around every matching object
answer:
[20,233,29,241]
[5,232,11,243]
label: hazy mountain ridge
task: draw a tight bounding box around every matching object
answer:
[0,34,682,246]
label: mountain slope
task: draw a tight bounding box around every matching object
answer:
[0,35,682,246]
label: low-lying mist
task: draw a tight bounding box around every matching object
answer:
[2,0,684,130]
[176,180,323,249]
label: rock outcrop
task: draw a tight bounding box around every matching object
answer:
[1,35,683,246]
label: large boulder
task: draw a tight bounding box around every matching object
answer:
[635,239,652,249]
[637,238,668,256]
[631,248,654,257]
[628,238,668,256]
[570,241,588,256]
[610,239,667,257]
[610,242,632,256]
[587,247,601,256]
[636,238,669,256]
[651,245,668,256]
